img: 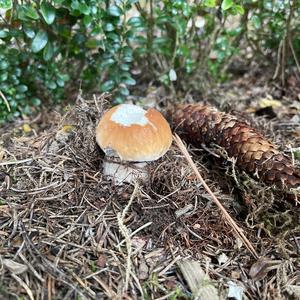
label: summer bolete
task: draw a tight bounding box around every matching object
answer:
[96,103,172,184]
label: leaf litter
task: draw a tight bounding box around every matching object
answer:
[0,88,299,299]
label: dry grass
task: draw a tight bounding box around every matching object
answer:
[0,93,299,300]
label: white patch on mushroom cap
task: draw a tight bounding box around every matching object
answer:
[110,104,151,127]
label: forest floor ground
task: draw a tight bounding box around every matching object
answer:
[0,71,300,300]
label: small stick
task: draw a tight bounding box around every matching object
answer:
[173,134,259,259]
[116,221,152,248]
[0,90,11,112]
[289,37,300,75]
[117,182,140,292]
[0,158,35,166]
[281,35,287,87]
[273,39,283,80]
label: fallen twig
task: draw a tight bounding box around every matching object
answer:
[117,182,140,294]
[0,90,11,112]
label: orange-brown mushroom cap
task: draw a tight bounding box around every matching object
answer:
[96,104,172,162]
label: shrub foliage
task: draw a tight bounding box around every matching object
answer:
[0,0,299,121]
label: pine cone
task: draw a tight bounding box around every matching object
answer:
[167,104,300,190]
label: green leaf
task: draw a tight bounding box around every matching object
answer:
[234,5,244,15]
[186,58,194,73]
[120,71,131,79]
[120,64,130,71]
[204,0,216,8]
[9,100,17,107]
[131,33,146,42]
[47,81,57,89]
[156,15,171,26]
[251,15,261,29]
[101,80,115,92]
[100,58,115,68]
[0,61,8,70]
[122,46,133,56]
[112,18,123,27]
[12,77,19,85]
[119,86,129,96]
[123,55,133,63]
[57,73,70,82]
[23,27,35,39]
[71,0,80,11]
[122,77,136,85]
[0,30,9,38]
[104,23,114,32]
[0,72,8,81]
[159,74,169,85]
[15,93,23,100]
[43,42,54,61]
[125,29,135,40]
[114,95,124,104]
[14,68,21,77]
[153,37,170,45]
[110,42,121,53]
[135,46,147,55]
[91,5,97,15]
[16,85,28,93]
[85,39,99,48]
[106,33,120,42]
[9,29,22,39]
[40,3,56,25]
[31,98,41,106]
[221,0,234,10]
[24,5,40,20]
[91,26,101,36]
[107,5,122,17]
[83,15,92,26]
[78,2,90,15]
[56,78,65,87]
[0,0,12,10]
[127,16,143,27]
[31,30,48,53]
[227,27,242,36]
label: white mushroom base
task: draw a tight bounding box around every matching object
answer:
[103,159,148,185]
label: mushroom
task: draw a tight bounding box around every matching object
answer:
[96,103,172,184]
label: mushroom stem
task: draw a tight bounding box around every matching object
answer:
[103,158,148,185]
